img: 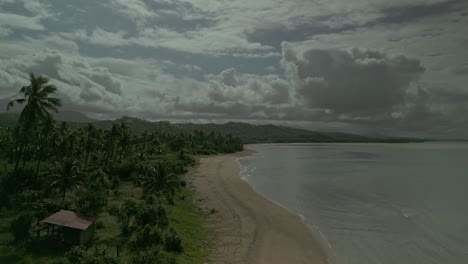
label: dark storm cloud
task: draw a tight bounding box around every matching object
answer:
[40,0,215,35]
[430,89,468,104]
[77,43,279,78]
[246,23,357,50]
[245,0,468,54]
[42,0,138,35]
[0,0,37,16]
[452,65,468,75]
[378,0,467,24]
[281,43,425,115]
[141,0,217,32]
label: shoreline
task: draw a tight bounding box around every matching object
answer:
[189,149,327,264]
[235,154,334,252]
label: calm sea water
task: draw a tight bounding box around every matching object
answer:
[237,143,468,264]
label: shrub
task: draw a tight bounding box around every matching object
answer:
[1,169,33,199]
[66,246,118,264]
[88,170,112,189]
[65,246,87,264]
[33,198,64,219]
[111,158,138,180]
[49,258,69,264]
[108,200,139,235]
[10,213,34,243]
[82,248,118,264]
[111,175,120,189]
[74,184,107,216]
[128,225,162,251]
[130,247,176,264]
[0,186,8,210]
[135,204,168,228]
[95,219,105,229]
[13,190,44,210]
[180,180,186,187]
[164,227,183,253]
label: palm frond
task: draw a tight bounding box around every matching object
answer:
[39,101,59,113]
[37,75,49,84]
[19,85,28,94]
[38,106,53,121]
[49,180,60,187]
[30,73,49,95]
[45,97,62,107]
[30,73,49,85]
[38,85,58,98]
[6,98,26,111]
[6,101,15,111]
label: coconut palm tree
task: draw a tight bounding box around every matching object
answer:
[6,73,61,171]
[7,73,61,121]
[115,122,132,162]
[49,159,83,202]
[83,124,97,171]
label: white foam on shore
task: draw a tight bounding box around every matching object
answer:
[236,156,254,181]
[236,153,333,255]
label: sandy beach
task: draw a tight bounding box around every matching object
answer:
[188,149,327,264]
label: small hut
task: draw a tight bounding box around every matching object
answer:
[35,210,95,245]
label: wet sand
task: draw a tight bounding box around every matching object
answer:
[188,149,327,264]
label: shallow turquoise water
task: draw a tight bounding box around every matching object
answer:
[238,143,468,264]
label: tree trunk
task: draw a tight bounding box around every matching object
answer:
[13,137,25,174]
[35,156,42,184]
[21,155,26,169]
[84,150,90,171]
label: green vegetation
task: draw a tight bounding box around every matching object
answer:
[0,113,426,144]
[0,74,243,263]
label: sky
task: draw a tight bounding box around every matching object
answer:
[0,0,467,138]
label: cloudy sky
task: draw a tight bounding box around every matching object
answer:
[0,0,467,138]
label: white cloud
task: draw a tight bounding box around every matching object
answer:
[0,50,126,112]
[60,28,130,47]
[0,13,44,31]
[206,68,292,105]
[106,0,157,26]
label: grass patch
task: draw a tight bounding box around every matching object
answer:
[168,187,213,264]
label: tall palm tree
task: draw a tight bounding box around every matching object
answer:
[33,118,56,181]
[6,73,62,171]
[49,159,83,201]
[83,124,96,171]
[7,73,62,126]
[115,122,131,162]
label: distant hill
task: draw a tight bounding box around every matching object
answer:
[0,113,425,143]
[0,111,96,127]
[54,111,97,123]
[179,122,424,143]
[90,116,424,143]
[0,113,19,128]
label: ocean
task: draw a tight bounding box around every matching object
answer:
[237,143,468,264]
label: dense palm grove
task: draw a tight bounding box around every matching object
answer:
[0,74,243,263]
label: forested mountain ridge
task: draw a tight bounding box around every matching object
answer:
[0,113,425,143]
